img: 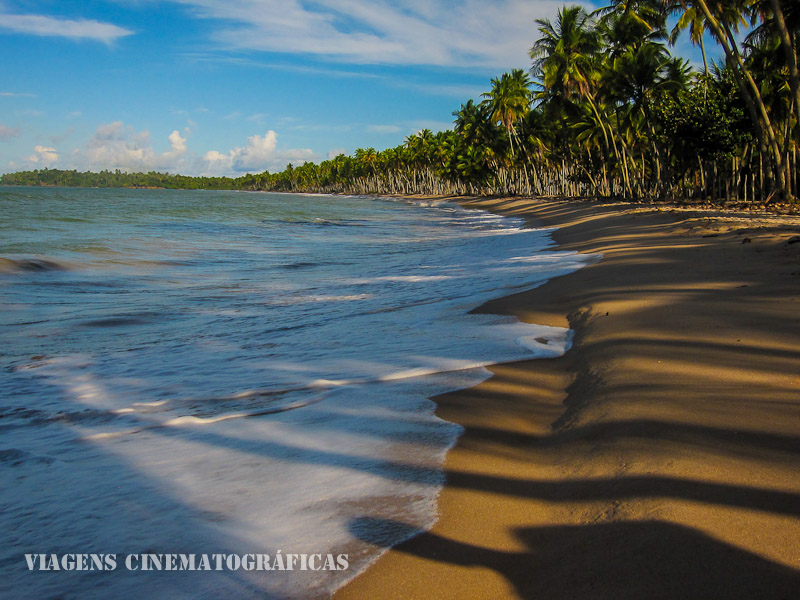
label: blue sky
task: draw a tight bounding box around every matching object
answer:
[0,0,716,176]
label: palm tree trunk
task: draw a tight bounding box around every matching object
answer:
[699,32,709,80]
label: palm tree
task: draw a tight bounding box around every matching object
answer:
[480,69,532,158]
[604,40,689,189]
[452,99,485,141]
[530,6,602,105]
[596,0,669,54]
[748,0,800,150]
[530,7,624,193]
[595,0,669,33]
[669,3,711,77]
[677,0,791,199]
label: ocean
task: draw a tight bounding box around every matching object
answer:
[0,187,590,598]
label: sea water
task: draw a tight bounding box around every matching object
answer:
[0,187,591,599]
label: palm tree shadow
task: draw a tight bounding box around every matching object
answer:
[349,517,800,600]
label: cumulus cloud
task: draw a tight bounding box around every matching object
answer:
[167,130,187,154]
[0,13,133,43]
[202,130,315,175]
[0,124,21,141]
[328,148,348,160]
[11,122,312,176]
[164,0,592,67]
[84,122,156,170]
[28,145,59,165]
[72,122,189,172]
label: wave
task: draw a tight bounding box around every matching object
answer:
[0,256,69,273]
[2,371,338,435]
[273,217,372,228]
[0,448,56,467]
[77,312,165,328]
[277,260,324,269]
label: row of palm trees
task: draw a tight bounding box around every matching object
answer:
[244,1,799,204]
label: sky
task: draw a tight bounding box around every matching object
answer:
[0,0,715,177]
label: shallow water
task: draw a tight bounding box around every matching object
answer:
[0,187,591,598]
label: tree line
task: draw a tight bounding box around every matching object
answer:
[3,2,798,205]
[0,168,244,190]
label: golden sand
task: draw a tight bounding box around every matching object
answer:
[334,198,800,599]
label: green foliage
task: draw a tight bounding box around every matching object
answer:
[0,168,248,190]
[653,73,753,163]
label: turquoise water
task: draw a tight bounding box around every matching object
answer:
[0,187,590,598]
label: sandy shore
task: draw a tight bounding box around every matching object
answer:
[334,197,800,599]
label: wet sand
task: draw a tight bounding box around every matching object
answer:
[334,197,800,599]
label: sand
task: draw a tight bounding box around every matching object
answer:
[333,197,800,599]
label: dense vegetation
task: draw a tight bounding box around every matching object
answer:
[3,1,798,205]
[0,168,244,190]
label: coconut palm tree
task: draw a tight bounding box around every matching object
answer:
[677,0,791,199]
[480,69,532,158]
[604,40,689,189]
[530,6,602,105]
[748,0,800,149]
[669,3,711,77]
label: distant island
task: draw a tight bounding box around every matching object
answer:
[0,169,252,190]
[0,168,253,191]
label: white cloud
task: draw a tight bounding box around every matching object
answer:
[0,124,21,141]
[164,0,593,67]
[28,145,59,165]
[0,91,37,98]
[182,52,385,79]
[168,130,187,154]
[403,82,486,98]
[327,148,348,160]
[62,122,190,172]
[202,130,315,175]
[367,124,402,134]
[0,13,133,43]
[84,122,155,170]
[11,122,313,176]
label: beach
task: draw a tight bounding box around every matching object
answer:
[335,197,800,599]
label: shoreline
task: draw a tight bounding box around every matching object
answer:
[334,196,800,599]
